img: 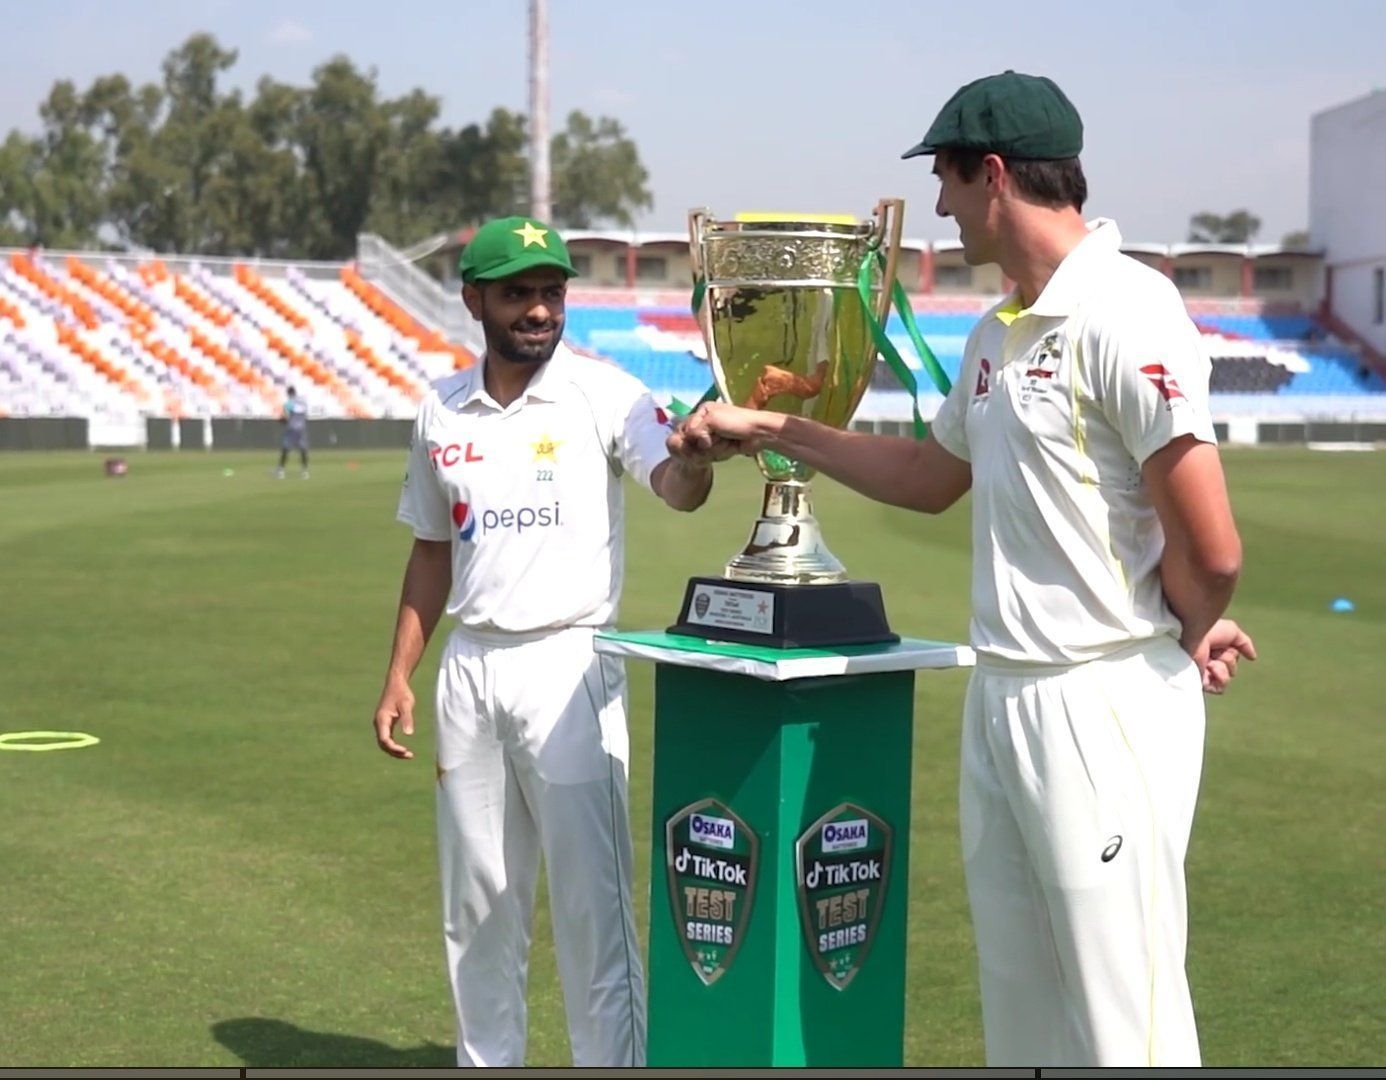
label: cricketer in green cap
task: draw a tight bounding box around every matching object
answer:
[679,59,1254,1075]
[460,215,578,368]
[901,69,1083,161]
[459,215,578,283]
[901,70,1088,269]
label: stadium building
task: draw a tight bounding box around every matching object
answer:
[1311,87,1386,372]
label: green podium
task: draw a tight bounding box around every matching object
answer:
[594,630,973,1067]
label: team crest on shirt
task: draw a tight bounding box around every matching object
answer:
[531,431,560,482]
[531,433,561,462]
[1019,332,1064,405]
[973,358,992,397]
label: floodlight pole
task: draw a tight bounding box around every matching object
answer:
[529,0,551,221]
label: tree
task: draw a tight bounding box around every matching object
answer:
[1188,209,1261,244]
[0,79,116,248]
[1281,229,1311,250]
[0,34,654,256]
[439,107,531,226]
[550,110,652,229]
[106,33,244,253]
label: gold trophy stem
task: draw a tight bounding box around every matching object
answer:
[724,481,847,585]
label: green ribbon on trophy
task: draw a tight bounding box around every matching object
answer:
[673,250,952,445]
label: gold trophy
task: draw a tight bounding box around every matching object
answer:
[669,200,905,648]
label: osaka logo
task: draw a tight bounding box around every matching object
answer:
[452,501,477,541]
[689,812,735,850]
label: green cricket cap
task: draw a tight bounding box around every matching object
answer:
[901,70,1083,161]
[458,216,578,283]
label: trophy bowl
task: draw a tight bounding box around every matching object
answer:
[667,200,904,649]
[690,200,904,585]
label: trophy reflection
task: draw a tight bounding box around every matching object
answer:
[669,200,905,648]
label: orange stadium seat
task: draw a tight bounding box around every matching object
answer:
[341,265,477,370]
[1,249,478,421]
[232,264,311,331]
[12,253,99,329]
[66,257,155,330]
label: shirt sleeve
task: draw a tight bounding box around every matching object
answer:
[1087,288,1217,465]
[929,338,978,462]
[610,374,674,492]
[396,398,452,541]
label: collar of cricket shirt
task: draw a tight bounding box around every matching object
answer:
[1022,217,1124,319]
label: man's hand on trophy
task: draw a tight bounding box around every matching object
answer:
[694,402,784,451]
[666,411,742,465]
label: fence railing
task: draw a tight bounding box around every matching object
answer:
[356,234,483,352]
[0,246,347,281]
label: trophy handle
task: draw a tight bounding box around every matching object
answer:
[871,198,905,326]
[687,207,716,374]
[687,207,710,279]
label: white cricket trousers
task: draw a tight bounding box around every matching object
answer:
[959,635,1205,1067]
[434,625,646,1067]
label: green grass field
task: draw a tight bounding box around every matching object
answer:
[1,446,1382,1067]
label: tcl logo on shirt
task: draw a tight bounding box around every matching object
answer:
[430,442,485,468]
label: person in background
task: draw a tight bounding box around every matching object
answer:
[276,385,309,479]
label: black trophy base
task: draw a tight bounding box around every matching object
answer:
[667,576,898,649]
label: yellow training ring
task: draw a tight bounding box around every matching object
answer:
[0,731,101,752]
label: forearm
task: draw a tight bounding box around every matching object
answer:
[656,457,714,512]
[1143,437,1242,651]
[1159,539,1240,650]
[767,416,960,513]
[385,541,452,682]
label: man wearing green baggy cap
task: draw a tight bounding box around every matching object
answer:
[670,72,1257,1066]
[372,215,722,1066]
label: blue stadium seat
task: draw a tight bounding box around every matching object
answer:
[1281,349,1386,395]
[565,303,1386,404]
[1198,314,1319,341]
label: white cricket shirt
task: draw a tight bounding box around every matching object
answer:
[931,219,1217,665]
[397,342,674,634]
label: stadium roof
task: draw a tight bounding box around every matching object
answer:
[555,230,1322,258]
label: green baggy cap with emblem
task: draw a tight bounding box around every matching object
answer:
[458,216,578,283]
[901,70,1083,161]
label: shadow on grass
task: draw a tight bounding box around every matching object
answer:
[211,1017,453,1068]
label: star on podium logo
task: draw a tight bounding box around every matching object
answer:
[513,221,549,248]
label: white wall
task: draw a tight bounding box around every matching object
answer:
[1310,90,1386,353]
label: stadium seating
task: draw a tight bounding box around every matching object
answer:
[563,303,1386,404]
[0,251,473,422]
[4,250,1384,427]
[564,305,972,402]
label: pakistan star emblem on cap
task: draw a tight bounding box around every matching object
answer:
[514,221,549,248]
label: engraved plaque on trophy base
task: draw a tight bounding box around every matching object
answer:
[668,577,898,650]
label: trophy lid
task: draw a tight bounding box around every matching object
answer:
[705,210,870,238]
[733,211,860,225]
